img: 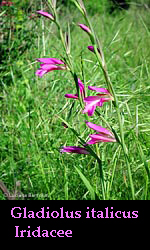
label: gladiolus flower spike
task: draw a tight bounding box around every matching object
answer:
[60,146,89,154]
[85,121,116,144]
[82,86,114,116]
[35,58,67,78]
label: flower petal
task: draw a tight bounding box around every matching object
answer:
[87,105,97,116]
[65,78,85,100]
[39,64,64,70]
[35,69,48,77]
[37,58,64,65]
[88,45,94,52]
[78,78,84,93]
[84,96,104,107]
[35,65,66,77]
[84,95,103,102]
[87,134,116,143]
[60,146,89,154]
[88,86,110,94]
[82,103,97,116]
[78,78,85,98]
[78,24,91,34]
[87,45,101,54]
[36,10,54,20]
[65,94,78,99]
[85,94,113,106]
[85,121,114,137]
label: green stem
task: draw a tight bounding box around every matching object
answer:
[75,2,135,199]
[101,65,135,199]
[96,144,105,199]
[100,61,135,200]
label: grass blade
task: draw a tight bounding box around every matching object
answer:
[75,166,96,200]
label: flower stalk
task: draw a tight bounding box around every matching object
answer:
[75,0,135,199]
[36,0,135,200]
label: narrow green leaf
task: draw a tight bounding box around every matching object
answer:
[138,143,150,179]
[75,166,95,200]
[0,10,6,17]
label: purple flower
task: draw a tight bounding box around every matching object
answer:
[85,121,116,144]
[37,58,64,64]
[88,45,101,54]
[65,93,78,99]
[65,78,85,99]
[78,24,91,34]
[88,46,95,52]
[88,86,110,94]
[35,58,66,77]
[36,10,54,20]
[82,86,113,116]
[60,146,89,154]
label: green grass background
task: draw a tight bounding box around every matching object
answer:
[0,0,150,200]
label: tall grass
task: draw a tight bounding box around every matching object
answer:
[0,1,150,200]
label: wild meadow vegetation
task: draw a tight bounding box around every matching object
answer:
[0,0,150,200]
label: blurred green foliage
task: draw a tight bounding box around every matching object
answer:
[0,0,38,85]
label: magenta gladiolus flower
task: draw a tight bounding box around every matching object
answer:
[88,46,94,52]
[78,24,91,34]
[85,121,116,144]
[35,58,66,77]
[82,86,113,116]
[65,78,85,99]
[88,86,110,94]
[37,58,64,65]
[82,96,101,116]
[60,146,89,154]
[65,93,78,99]
[88,46,101,54]
[36,10,54,20]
